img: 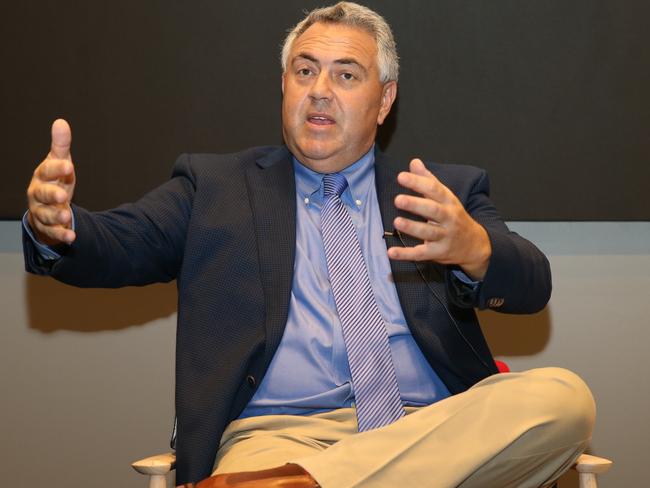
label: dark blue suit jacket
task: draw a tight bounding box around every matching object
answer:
[23,146,551,483]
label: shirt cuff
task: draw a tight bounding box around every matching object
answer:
[451,269,481,288]
[22,210,75,261]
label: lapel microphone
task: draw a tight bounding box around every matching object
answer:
[383,229,403,240]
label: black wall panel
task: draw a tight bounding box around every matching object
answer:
[2,1,648,220]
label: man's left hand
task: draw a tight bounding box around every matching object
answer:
[387,158,492,281]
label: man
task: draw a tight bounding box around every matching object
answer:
[24,2,594,487]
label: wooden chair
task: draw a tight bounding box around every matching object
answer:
[131,451,613,488]
[133,362,613,487]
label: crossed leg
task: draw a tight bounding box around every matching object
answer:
[195,368,594,488]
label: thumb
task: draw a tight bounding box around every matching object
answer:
[50,118,72,160]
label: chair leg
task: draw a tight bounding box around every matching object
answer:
[149,474,167,488]
[573,453,612,488]
[578,472,598,488]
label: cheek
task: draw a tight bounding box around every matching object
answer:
[284,93,305,121]
[282,99,298,127]
[354,101,380,128]
[348,91,381,118]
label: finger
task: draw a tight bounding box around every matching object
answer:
[48,227,76,245]
[49,118,72,160]
[409,158,433,177]
[31,219,76,246]
[387,243,444,262]
[397,167,447,202]
[36,158,74,182]
[32,204,72,226]
[394,194,443,223]
[393,216,445,242]
[31,182,71,205]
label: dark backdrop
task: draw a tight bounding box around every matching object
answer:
[2,0,648,220]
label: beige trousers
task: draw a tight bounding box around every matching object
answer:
[213,368,595,488]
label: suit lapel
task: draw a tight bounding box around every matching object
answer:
[373,152,421,247]
[374,151,447,330]
[375,153,494,389]
[245,147,296,367]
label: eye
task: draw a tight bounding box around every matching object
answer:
[341,72,355,81]
[297,68,313,77]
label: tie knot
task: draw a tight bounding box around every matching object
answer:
[322,173,348,198]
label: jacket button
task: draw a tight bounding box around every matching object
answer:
[487,297,505,308]
[246,375,256,387]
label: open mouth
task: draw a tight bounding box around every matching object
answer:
[307,114,336,126]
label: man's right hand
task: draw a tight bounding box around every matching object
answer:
[26,119,77,246]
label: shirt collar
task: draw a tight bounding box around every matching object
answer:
[293,145,375,211]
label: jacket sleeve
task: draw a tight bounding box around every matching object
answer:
[23,154,196,288]
[445,168,552,314]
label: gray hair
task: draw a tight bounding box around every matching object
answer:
[281,2,399,83]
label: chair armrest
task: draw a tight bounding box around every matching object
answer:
[573,453,613,474]
[132,452,176,475]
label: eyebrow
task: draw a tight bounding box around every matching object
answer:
[293,52,368,74]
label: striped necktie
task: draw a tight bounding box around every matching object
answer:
[321,172,405,431]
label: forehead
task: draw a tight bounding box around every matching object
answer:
[290,22,378,67]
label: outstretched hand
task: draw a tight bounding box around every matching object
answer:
[26,119,77,245]
[386,158,491,280]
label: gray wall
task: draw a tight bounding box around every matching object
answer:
[1,221,648,487]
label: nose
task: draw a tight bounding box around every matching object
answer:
[308,71,333,102]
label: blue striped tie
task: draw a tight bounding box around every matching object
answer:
[321,173,405,432]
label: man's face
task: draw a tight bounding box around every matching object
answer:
[282,22,397,173]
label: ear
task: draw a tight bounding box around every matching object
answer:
[377,81,397,125]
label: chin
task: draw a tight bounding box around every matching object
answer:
[296,143,338,163]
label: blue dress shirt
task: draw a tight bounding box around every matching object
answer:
[240,147,450,418]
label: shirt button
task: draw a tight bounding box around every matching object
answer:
[304,197,310,205]
[246,375,256,387]
[355,199,362,207]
